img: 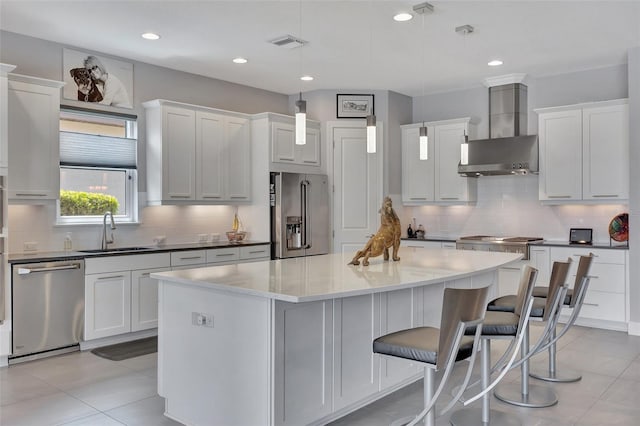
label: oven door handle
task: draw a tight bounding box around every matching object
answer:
[17,264,81,275]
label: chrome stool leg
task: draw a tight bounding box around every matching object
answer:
[494,326,558,408]
[450,339,521,426]
[529,327,581,383]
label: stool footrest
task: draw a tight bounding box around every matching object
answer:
[529,367,582,383]
[494,383,558,408]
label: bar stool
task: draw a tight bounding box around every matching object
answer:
[529,254,594,382]
[373,287,489,426]
[450,265,538,426]
[492,260,571,408]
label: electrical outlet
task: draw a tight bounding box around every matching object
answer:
[23,242,38,252]
[192,312,214,328]
[198,234,209,243]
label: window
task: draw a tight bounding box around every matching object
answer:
[58,108,138,224]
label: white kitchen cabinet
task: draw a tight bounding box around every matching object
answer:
[497,246,550,297]
[274,299,333,426]
[550,246,627,331]
[401,118,477,205]
[84,253,170,340]
[271,118,321,167]
[131,267,170,332]
[239,244,270,262]
[144,99,251,205]
[85,271,131,340]
[170,249,207,268]
[0,64,16,176]
[537,99,628,203]
[7,74,65,201]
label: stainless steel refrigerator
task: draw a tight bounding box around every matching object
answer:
[270,172,330,259]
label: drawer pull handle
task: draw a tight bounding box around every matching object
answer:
[583,302,599,307]
[215,253,235,257]
[548,195,571,198]
[440,197,460,200]
[170,195,191,199]
[97,274,125,280]
[249,250,266,254]
[409,197,427,200]
[179,256,203,260]
[592,194,618,198]
[139,273,151,278]
[572,253,598,257]
[15,193,47,197]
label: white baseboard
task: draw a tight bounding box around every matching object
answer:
[79,329,157,351]
[628,321,640,336]
[0,355,7,368]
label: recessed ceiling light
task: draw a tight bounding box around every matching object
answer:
[393,12,413,22]
[233,57,248,64]
[141,32,160,40]
[300,75,314,81]
[488,59,503,67]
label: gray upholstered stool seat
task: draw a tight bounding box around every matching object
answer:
[465,310,519,336]
[373,327,475,365]
[487,295,546,316]
[533,286,573,305]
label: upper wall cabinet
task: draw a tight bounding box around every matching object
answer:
[536,99,628,203]
[7,74,65,202]
[144,100,251,205]
[401,118,477,205]
[254,113,321,173]
[0,64,16,176]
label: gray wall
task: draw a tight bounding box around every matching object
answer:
[629,47,640,326]
[0,30,290,192]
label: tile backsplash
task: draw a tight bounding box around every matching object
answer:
[400,175,627,244]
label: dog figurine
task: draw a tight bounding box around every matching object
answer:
[70,68,103,103]
[348,196,401,266]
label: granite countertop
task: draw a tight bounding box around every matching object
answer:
[152,248,522,303]
[8,240,271,264]
[530,240,628,250]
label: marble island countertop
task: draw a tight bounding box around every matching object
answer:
[152,247,522,303]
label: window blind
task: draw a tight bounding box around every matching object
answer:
[60,131,137,169]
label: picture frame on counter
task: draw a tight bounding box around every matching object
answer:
[62,48,133,110]
[336,94,374,118]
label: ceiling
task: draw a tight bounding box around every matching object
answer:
[1,1,639,97]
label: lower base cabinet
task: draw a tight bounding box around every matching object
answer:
[84,253,171,340]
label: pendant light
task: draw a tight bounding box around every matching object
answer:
[456,24,474,165]
[419,125,428,160]
[460,128,469,165]
[295,92,306,145]
[415,2,434,160]
[295,0,307,145]
[365,1,376,153]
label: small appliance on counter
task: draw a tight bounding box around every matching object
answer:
[570,228,593,245]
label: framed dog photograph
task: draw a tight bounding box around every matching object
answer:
[336,94,374,118]
[63,48,133,109]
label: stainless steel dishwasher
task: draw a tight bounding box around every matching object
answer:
[11,259,85,361]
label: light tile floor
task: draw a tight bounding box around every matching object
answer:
[0,324,639,425]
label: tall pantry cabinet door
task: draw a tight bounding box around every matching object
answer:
[7,78,63,200]
[538,109,582,201]
[195,111,224,200]
[225,116,251,200]
[582,103,629,200]
[401,125,434,203]
[162,106,196,201]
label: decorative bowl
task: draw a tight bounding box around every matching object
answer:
[226,231,247,242]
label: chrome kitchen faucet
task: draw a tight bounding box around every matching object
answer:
[101,211,116,250]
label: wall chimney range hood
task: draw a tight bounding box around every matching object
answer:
[458,82,538,177]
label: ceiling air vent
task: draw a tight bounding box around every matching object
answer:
[269,35,307,49]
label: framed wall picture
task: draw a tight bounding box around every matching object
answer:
[62,48,134,109]
[336,94,374,118]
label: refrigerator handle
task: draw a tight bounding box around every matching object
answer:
[301,180,311,249]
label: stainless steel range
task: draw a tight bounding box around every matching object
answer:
[456,236,543,260]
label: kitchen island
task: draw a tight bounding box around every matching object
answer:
[153,248,521,426]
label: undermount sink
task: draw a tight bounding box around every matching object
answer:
[79,246,154,254]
